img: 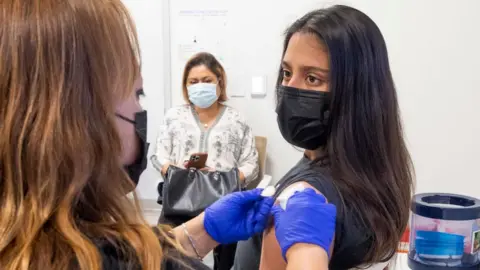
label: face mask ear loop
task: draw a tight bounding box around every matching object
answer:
[115,113,135,124]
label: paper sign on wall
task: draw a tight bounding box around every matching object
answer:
[176,9,229,63]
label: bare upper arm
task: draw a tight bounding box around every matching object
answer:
[259,181,335,270]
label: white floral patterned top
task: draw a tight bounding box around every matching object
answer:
[152,104,259,186]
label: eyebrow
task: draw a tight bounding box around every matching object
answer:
[282,60,329,74]
[188,76,214,81]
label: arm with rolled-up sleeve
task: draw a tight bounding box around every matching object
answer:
[237,125,259,186]
[151,113,174,174]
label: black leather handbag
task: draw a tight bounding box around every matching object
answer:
[160,166,241,220]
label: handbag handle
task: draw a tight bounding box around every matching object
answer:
[188,167,222,180]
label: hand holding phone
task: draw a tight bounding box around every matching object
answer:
[185,153,208,169]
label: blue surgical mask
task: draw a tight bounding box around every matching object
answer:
[187,83,218,108]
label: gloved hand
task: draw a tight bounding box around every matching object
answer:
[271,188,336,260]
[204,189,274,244]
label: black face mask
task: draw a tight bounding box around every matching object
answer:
[116,110,149,187]
[276,85,331,150]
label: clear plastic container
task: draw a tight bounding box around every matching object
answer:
[408,193,480,270]
[409,214,480,268]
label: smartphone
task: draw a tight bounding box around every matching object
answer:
[185,153,208,169]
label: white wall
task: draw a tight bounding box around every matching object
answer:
[125,0,479,199]
[372,1,480,198]
[169,0,319,186]
[167,0,480,198]
[122,0,169,199]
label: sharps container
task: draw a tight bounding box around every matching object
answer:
[409,193,480,270]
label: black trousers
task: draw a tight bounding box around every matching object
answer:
[158,213,237,270]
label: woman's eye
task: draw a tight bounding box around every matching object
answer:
[282,69,292,79]
[135,88,145,98]
[307,75,323,86]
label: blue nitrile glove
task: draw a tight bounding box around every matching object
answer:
[271,188,336,260]
[204,189,274,244]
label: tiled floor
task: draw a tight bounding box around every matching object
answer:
[141,199,214,269]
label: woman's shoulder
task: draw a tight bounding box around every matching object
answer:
[95,238,138,270]
[222,105,248,124]
[273,161,374,269]
[161,250,210,270]
[165,105,191,119]
[96,236,209,270]
[274,158,331,195]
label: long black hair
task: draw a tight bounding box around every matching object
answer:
[277,5,414,264]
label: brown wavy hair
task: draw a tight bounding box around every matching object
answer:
[0,0,177,269]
